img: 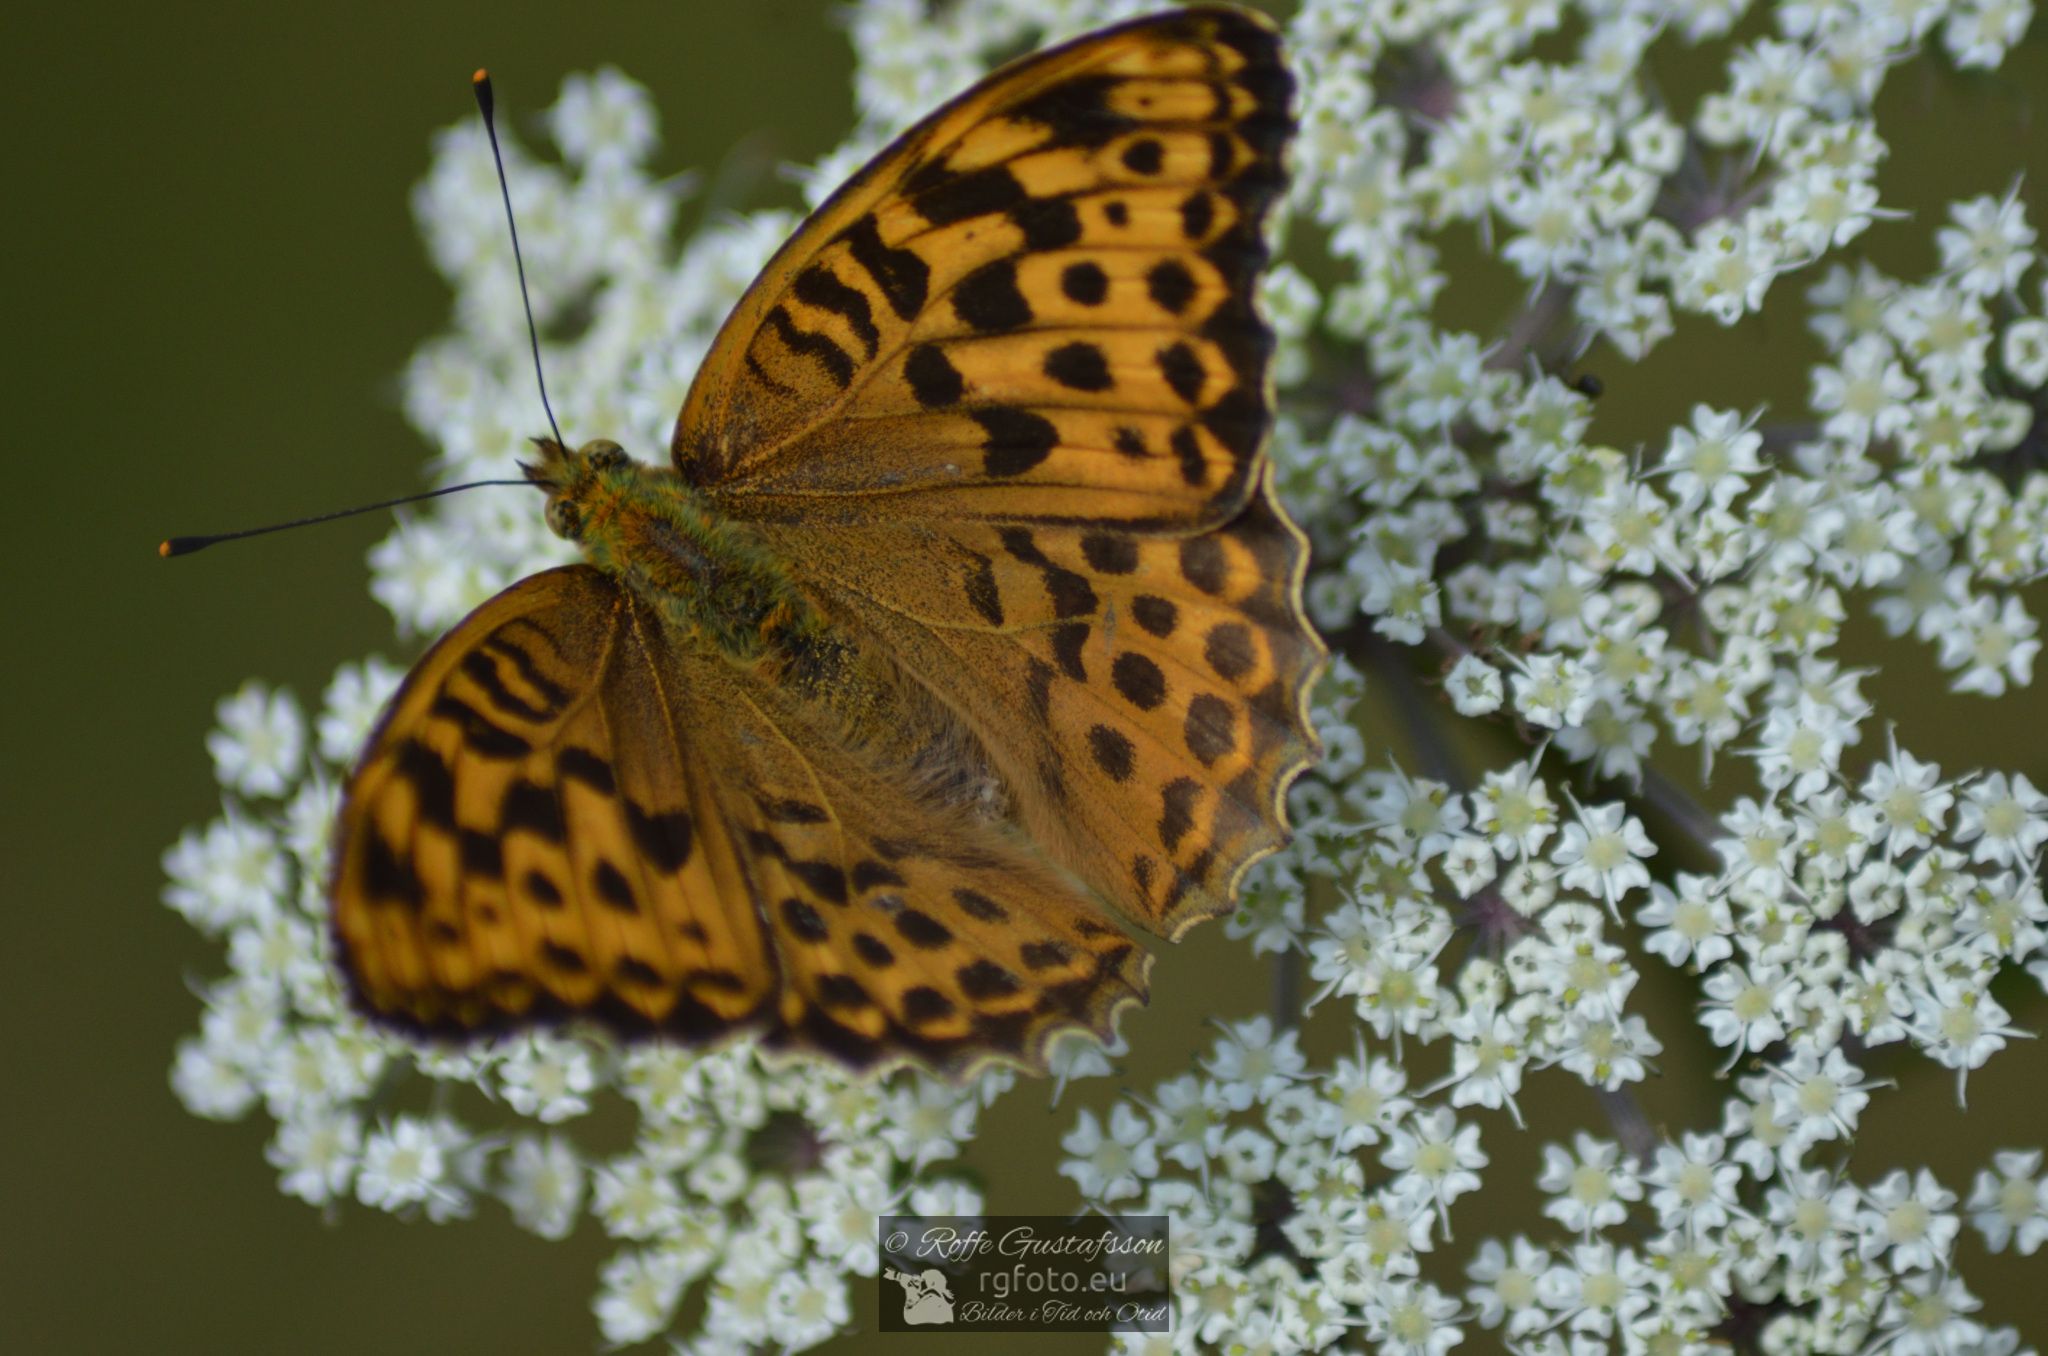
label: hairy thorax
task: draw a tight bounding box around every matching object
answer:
[535,439,1008,820]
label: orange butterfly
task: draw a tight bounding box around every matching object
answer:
[331,5,1322,1075]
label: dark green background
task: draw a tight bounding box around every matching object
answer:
[8,2,2047,1352]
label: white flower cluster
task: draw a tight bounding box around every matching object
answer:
[171,674,1014,1344]
[163,0,2048,1351]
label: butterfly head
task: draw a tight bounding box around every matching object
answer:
[522,437,634,543]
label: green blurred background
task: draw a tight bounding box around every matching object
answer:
[6,1,2046,1352]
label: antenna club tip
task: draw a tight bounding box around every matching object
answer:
[472,67,490,85]
[158,539,172,558]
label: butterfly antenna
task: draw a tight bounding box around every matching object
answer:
[472,69,567,450]
[159,479,531,558]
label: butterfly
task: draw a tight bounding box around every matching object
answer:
[330,4,1323,1076]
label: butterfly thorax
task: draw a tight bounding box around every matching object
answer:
[529,439,838,680]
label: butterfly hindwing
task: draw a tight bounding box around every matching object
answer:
[629,616,1153,1074]
[760,465,1319,938]
[673,5,1290,531]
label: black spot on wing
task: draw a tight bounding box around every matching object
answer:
[782,896,830,942]
[557,746,616,794]
[852,932,895,968]
[973,407,1058,477]
[1010,74,1138,146]
[361,831,422,908]
[501,779,565,842]
[853,859,906,892]
[1147,259,1196,314]
[1158,342,1206,403]
[1020,940,1072,970]
[542,941,588,974]
[759,797,829,824]
[1184,693,1237,766]
[1026,657,1055,719]
[958,960,1021,1000]
[818,973,872,1009]
[840,215,928,321]
[902,986,956,1024]
[792,263,879,358]
[953,259,1033,332]
[1050,622,1090,682]
[429,694,530,759]
[1112,652,1166,710]
[1121,137,1165,174]
[1131,594,1178,637]
[904,344,964,407]
[625,802,694,873]
[896,910,954,949]
[459,829,503,878]
[1044,341,1113,392]
[964,553,1005,627]
[1171,425,1207,486]
[1160,777,1201,852]
[1045,567,1097,620]
[394,739,456,830]
[459,649,554,722]
[481,636,570,710]
[1205,623,1257,680]
[1013,196,1082,250]
[1088,724,1135,782]
[615,956,663,987]
[594,860,638,913]
[1081,533,1138,575]
[1061,261,1108,305]
[1180,536,1228,595]
[912,162,1027,225]
[953,888,1007,922]
[766,305,854,388]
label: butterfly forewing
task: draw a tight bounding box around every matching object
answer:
[670,5,1320,940]
[673,6,1290,531]
[333,566,776,1038]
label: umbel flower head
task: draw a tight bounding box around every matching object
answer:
[166,0,2048,1350]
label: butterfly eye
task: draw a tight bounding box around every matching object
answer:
[546,499,582,540]
[583,441,628,472]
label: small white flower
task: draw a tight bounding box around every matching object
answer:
[267,1108,363,1207]
[494,1133,582,1242]
[1550,800,1655,914]
[316,658,404,764]
[593,1246,690,1347]
[1445,652,1504,715]
[1966,1149,2048,1255]
[1060,1104,1158,1203]
[206,682,305,797]
[356,1116,456,1214]
[497,1034,598,1124]
[1538,1132,1642,1236]
[1955,771,2048,867]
